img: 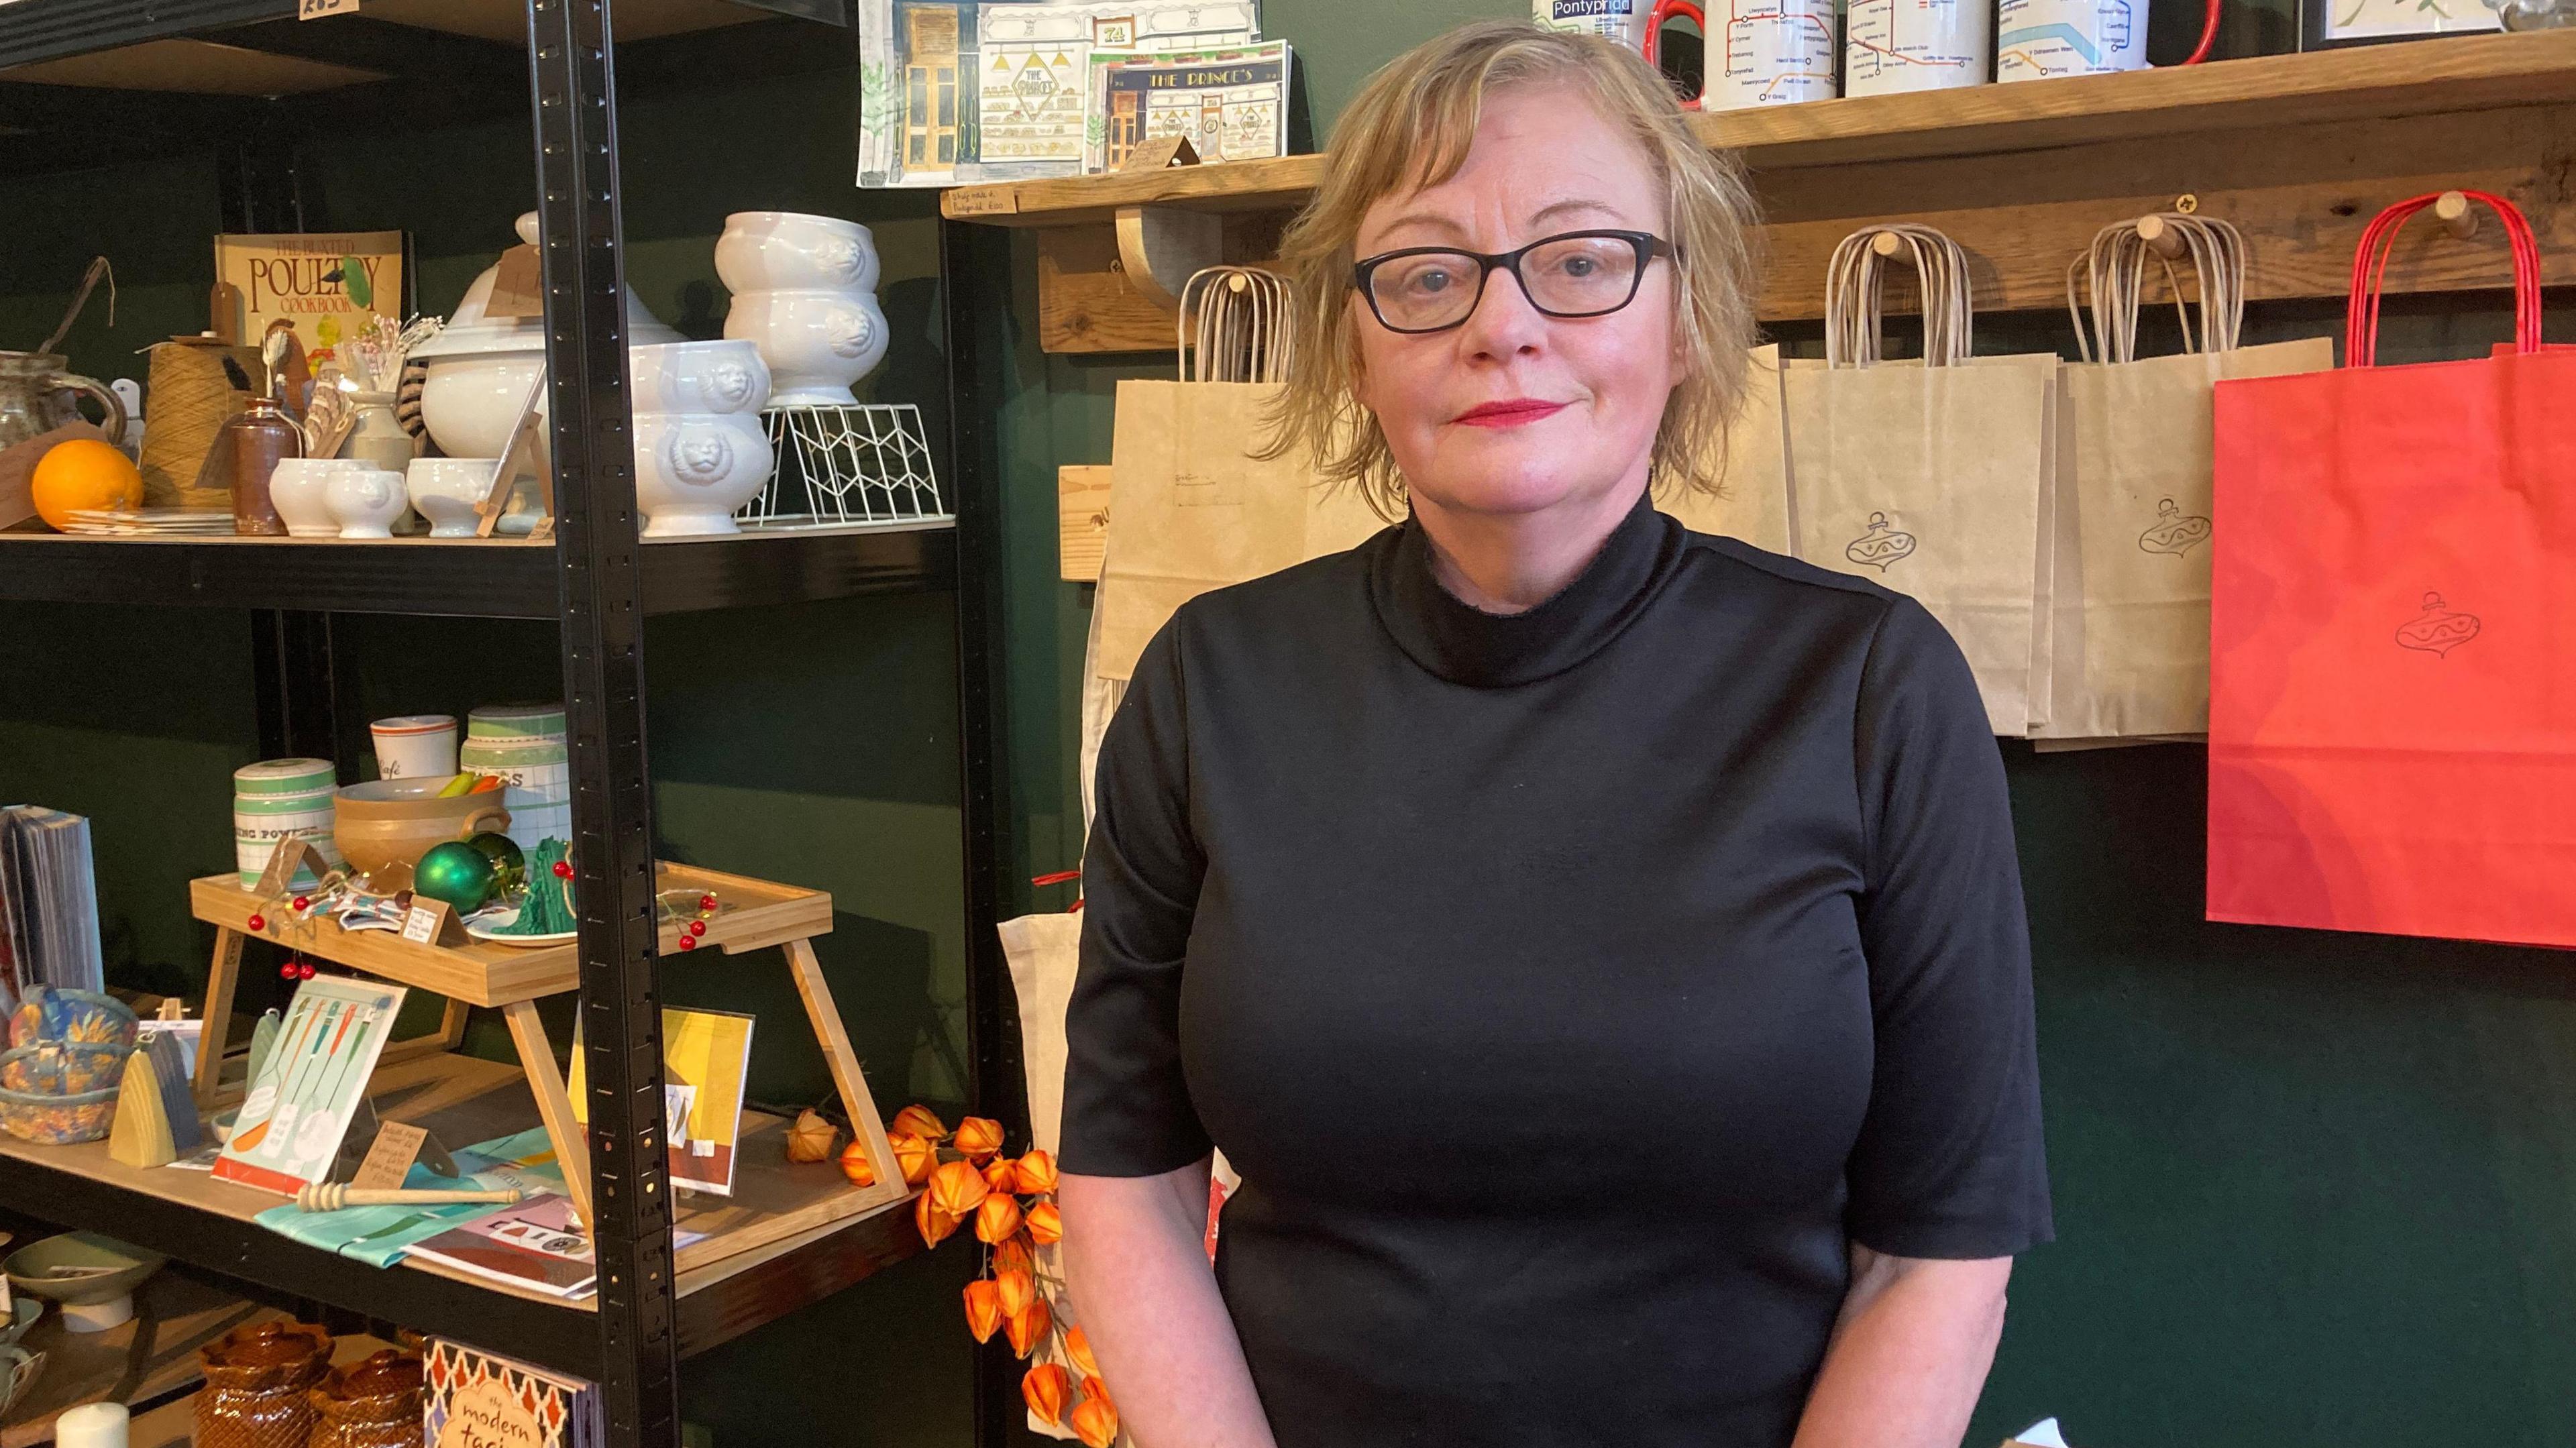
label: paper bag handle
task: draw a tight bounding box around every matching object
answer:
[1824,225,1974,369]
[2065,214,2247,365]
[2347,191,2541,368]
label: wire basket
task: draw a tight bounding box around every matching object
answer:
[741,403,948,528]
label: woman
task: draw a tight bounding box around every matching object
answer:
[1059,21,2049,1448]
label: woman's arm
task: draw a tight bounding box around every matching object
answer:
[1791,1246,2010,1448]
[1061,1160,1277,1448]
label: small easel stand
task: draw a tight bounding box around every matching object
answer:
[189,848,908,1241]
[471,377,554,543]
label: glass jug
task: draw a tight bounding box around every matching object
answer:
[0,351,127,452]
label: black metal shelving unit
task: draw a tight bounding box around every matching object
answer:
[0,3,1013,1445]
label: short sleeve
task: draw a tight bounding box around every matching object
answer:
[1060,620,1216,1178]
[1843,596,2053,1259]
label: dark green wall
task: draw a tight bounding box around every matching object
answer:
[8,10,2576,1448]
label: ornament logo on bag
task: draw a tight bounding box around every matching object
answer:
[1845,512,1917,571]
[2395,592,2481,658]
[2137,497,2212,557]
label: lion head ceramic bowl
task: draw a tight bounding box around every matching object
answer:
[631,412,774,538]
[629,339,771,416]
[720,288,888,406]
[715,211,879,295]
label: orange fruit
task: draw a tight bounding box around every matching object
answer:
[30,439,144,531]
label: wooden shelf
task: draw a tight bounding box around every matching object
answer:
[945,32,2576,225]
[941,31,2576,350]
[0,1053,920,1378]
[0,1270,276,1447]
[0,520,956,618]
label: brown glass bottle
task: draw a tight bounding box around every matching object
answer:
[221,397,303,536]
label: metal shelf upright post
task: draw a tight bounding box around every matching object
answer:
[526,1,682,1445]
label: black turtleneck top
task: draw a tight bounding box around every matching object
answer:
[1063,493,2051,1447]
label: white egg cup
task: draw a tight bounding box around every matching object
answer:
[407,457,502,538]
[324,467,409,539]
[721,288,888,407]
[266,458,347,539]
[631,412,774,538]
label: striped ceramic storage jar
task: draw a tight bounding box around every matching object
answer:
[464,704,570,850]
[233,757,345,888]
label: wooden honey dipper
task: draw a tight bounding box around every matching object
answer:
[294,1183,525,1213]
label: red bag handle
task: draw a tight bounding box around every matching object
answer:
[1642,0,1707,110]
[2346,191,2542,368]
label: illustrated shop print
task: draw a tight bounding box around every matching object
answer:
[2137,497,2212,557]
[1845,512,1917,571]
[2395,592,2481,658]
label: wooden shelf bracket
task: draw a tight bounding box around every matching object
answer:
[1115,205,1224,313]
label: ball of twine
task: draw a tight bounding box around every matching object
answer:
[139,341,262,509]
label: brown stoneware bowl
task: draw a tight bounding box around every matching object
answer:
[331,779,510,893]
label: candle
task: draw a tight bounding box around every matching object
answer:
[55,1402,129,1448]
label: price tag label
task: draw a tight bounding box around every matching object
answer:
[252,836,319,900]
[300,0,360,17]
[1118,134,1200,173]
[353,1121,428,1190]
[400,898,453,945]
[485,244,543,319]
[943,188,1020,219]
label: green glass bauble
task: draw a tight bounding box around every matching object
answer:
[466,831,527,899]
[413,840,498,913]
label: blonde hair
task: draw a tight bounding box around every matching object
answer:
[1261,20,1761,518]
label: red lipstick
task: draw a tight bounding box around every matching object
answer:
[1452,398,1567,428]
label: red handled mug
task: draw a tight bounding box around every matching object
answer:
[1640,0,1709,110]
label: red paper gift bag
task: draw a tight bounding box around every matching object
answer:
[2208,192,2576,949]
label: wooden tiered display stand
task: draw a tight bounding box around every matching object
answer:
[184,862,910,1270]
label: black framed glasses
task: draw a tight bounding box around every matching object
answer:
[1351,229,1676,335]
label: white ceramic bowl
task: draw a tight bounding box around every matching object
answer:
[323,467,407,539]
[631,412,773,538]
[421,340,773,467]
[630,339,770,416]
[267,458,348,539]
[721,288,888,406]
[419,351,546,464]
[407,458,498,538]
[715,212,879,295]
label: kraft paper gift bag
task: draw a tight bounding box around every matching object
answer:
[1785,227,2059,737]
[2037,216,2334,746]
[2208,193,2576,948]
[1100,380,1395,682]
[1091,383,1393,810]
[1099,380,1314,682]
[1667,343,1794,554]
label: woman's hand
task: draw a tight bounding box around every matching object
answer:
[1060,1160,1279,1448]
[1790,1245,2011,1448]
